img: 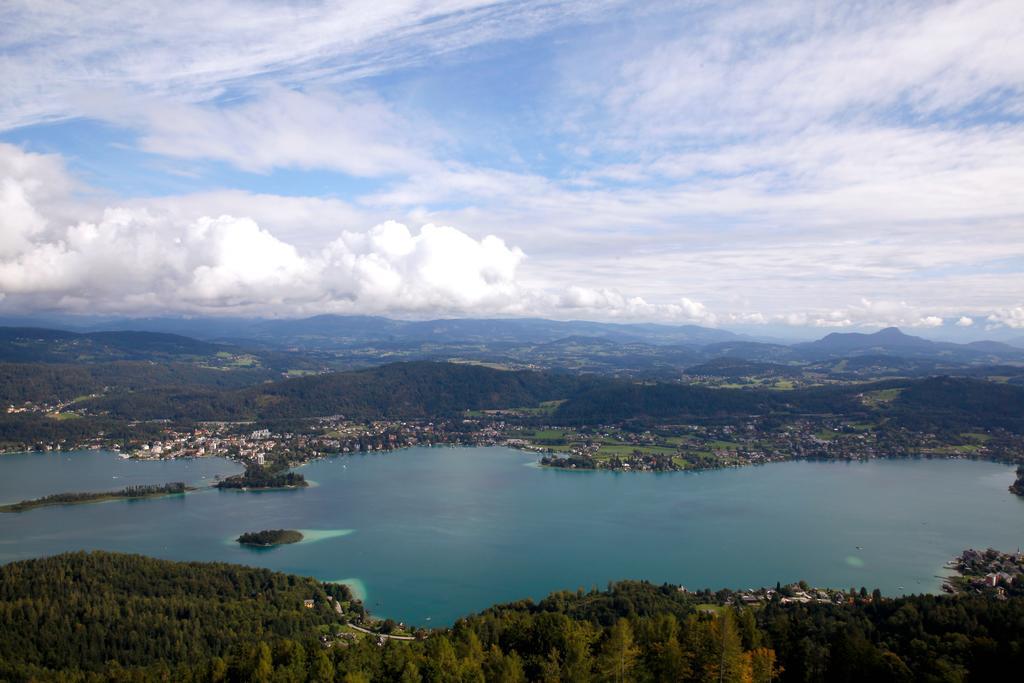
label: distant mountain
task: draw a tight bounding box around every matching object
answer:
[962,340,1024,354]
[794,327,1024,363]
[24,314,745,348]
[797,327,933,354]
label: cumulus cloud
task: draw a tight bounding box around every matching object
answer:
[557,286,717,325]
[3,141,1022,332]
[0,145,76,258]
[988,307,1024,329]
[766,299,948,330]
[0,142,528,315]
[956,316,974,327]
[0,210,527,315]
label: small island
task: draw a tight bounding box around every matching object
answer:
[237,529,304,546]
[0,482,189,513]
[215,464,307,490]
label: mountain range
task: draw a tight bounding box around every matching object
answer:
[1,318,1021,371]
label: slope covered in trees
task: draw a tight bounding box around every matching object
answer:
[247,361,595,419]
[0,361,274,406]
[891,376,1024,433]
[1,552,1022,681]
[81,361,597,421]
[5,350,1021,435]
[0,551,358,680]
[0,327,225,363]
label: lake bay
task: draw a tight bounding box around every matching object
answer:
[1,447,1022,625]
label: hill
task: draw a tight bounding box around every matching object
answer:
[1,551,1023,681]
[0,551,359,679]
[0,327,227,363]
[70,359,1024,433]
[684,358,803,379]
[81,361,599,421]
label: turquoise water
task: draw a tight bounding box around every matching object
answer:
[1,447,1022,625]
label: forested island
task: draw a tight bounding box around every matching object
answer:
[215,464,307,490]
[0,482,188,513]
[237,529,304,546]
[2,550,1024,681]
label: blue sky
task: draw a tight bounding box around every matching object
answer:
[1,0,1023,339]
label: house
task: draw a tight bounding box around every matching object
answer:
[303,599,315,609]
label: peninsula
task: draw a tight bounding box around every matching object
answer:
[0,482,189,513]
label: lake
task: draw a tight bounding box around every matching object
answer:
[1,447,1022,625]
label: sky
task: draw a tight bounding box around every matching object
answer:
[1,0,1023,339]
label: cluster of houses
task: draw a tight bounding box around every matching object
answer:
[128,426,284,463]
[948,547,1023,597]
[730,585,852,607]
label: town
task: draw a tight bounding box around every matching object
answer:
[7,406,1023,477]
[944,548,1024,599]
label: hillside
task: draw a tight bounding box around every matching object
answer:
[0,327,228,363]
[1,552,1022,681]
[0,361,274,406]
[80,361,598,421]
[70,360,1024,433]
[0,551,358,679]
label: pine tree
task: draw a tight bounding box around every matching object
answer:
[311,649,334,683]
[252,642,273,683]
[595,618,640,683]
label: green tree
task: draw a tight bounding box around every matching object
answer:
[561,622,596,683]
[595,618,640,683]
[253,643,273,683]
[311,649,334,683]
[483,645,527,682]
[749,647,779,683]
[707,611,748,683]
[423,635,459,683]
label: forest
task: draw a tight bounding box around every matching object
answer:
[216,464,308,490]
[0,552,1021,682]
[9,359,1021,435]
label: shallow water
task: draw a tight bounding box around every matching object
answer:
[1,447,1022,625]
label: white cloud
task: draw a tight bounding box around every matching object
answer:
[0,208,528,316]
[0,145,77,258]
[0,0,625,131]
[956,316,974,327]
[557,286,717,325]
[95,88,436,177]
[0,141,530,315]
[988,307,1024,329]
[766,300,947,330]
[595,0,1024,140]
